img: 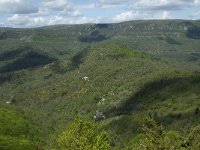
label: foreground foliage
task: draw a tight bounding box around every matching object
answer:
[53,118,110,150]
[0,108,43,150]
[132,117,200,150]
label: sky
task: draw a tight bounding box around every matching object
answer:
[0,0,200,28]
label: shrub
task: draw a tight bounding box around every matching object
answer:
[134,117,200,150]
[53,118,110,150]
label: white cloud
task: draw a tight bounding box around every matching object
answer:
[133,0,199,11]
[112,10,171,22]
[2,0,93,27]
[160,11,170,19]
[0,0,38,14]
[6,13,101,28]
[111,0,198,23]
[75,3,96,10]
[61,10,82,17]
[7,14,47,27]
[96,0,130,8]
[1,0,200,27]
[194,0,200,5]
[38,0,83,17]
[7,14,29,26]
[112,11,138,22]
[191,11,200,19]
[42,0,70,12]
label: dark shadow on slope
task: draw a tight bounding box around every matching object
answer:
[165,37,181,45]
[156,107,200,129]
[0,46,29,61]
[95,24,110,29]
[102,75,200,146]
[50,47,90,74]
[0,51,56,73]
[156,37,181,45]
[102,106,200,148]
[187,52,200,62]
[0,73,20,84]
[0,32,6,40]
[68,47,89,70]
[106,74,200,117]
[79,30,108,43]
[186,26,200,39]
[102,116,139,149]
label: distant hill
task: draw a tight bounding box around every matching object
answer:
[1,20,200,71]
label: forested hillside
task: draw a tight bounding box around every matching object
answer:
[0,20,199,149]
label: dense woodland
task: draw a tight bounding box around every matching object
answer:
[0,20,200,149]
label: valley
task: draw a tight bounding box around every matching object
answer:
[0,20,200,149]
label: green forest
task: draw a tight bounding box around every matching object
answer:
[0,20,200,149]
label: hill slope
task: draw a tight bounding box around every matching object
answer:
[0,20,200,149]
[1,20,200,70]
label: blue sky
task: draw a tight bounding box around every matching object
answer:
[0,0,200,28]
